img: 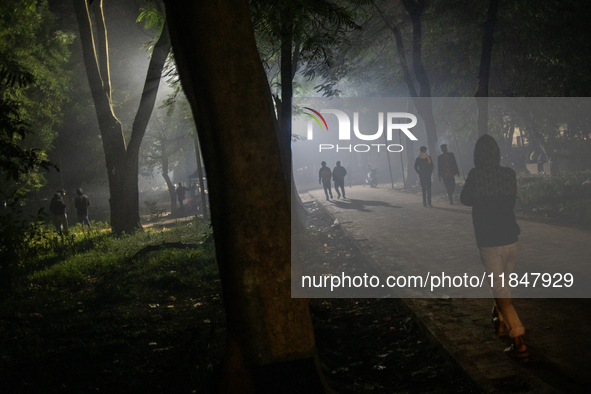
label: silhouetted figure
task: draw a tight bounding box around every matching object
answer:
[537,152,547,174]
[318,161,333,201]
[49,189,68,233]
[460,135,527,359]
[438,144,460,205]
[333,161,347,199]
[346,163,353,188]
[414,146,434,207]
[74,188,91,231]
[177,183,188,212]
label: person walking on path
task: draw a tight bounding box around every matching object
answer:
[74,188,91,231]
[460,134,527,359]
[414,146,434,207]
[176,183,188,212]
[346,163,353,188]
[49,189,68,233]
[318,161,333,201]
[438,144,460,205]
[333,161,347,199]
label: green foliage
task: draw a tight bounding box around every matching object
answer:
[0,202,50,295]
[252,0,361,97]
[137,2,165,31]
[0,98,57,183]
[517,173,591,224]
[1,212,216,301]
[28,217,216,292]
[0,0,73,197]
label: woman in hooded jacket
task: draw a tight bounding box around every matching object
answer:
[460,134,527,359]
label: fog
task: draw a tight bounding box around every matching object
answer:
[292,98,474,192]
[38,0,197,222]
[30,1,591,225]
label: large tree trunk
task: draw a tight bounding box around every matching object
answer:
[475,0,500,137]
[373,3,418,186]
[164,1,325,392]
[73,0,170,235]
[160,137,177,217]
[401,0,439,186]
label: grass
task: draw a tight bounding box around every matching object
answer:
[19,217,214,290]
[0,216,224,393]
[1,206,483,393]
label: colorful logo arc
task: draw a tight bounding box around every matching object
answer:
[303,107,328,132]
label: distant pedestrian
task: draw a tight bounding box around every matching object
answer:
[176,183,188,211]
[414,146,434,207]
[537,152,547,174]
[438,144,460,205]
[333,161,347,199]
[74,188,91,231]
[460,134,527,359]
[346,163,353,188]
[318,161,333,201]
[49,189,68,233]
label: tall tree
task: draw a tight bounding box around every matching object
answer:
[140,110,190,217]
[370,0,438,184]
[399,0,439,178]
[164,0,325,392]
[253,0,359,224]
[475,0,500,137]
[73,0,171,235]
[372,1,419,184]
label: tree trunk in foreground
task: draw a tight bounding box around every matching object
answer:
[164,0,325,392]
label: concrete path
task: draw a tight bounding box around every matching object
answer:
[308,185,591,393]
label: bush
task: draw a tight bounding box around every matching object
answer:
[517,173,591,224]
[0,202,53,296]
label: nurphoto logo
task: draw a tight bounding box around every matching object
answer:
[304,108,418,153]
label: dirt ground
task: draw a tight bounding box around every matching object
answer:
[0,201,482,393]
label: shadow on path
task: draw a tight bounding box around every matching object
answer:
[328,198,402,212]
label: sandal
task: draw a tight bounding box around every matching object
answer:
[505,343,529,359]
[505,335,529,359]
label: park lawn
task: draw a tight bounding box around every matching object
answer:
[0,211,480,393]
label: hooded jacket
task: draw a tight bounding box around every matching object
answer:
[460,135,520,247]
[50,193,66,215]
[75,189,90,216]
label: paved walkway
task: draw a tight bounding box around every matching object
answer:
[308,185,591,393]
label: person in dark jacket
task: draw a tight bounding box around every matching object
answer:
[74,188,91,231]
[332,161,347,199]
[414,146,434,207]
[177,183,188,211]
[460,134,527,359]
[438,144,460,205]
[49,189,68,233]
[318,161,333,201]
